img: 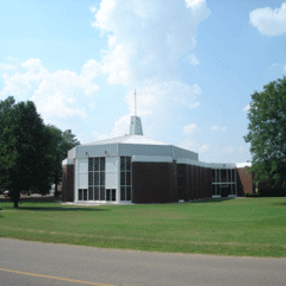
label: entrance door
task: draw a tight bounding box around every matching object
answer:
[106,189,116,202]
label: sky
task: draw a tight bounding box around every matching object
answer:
[1,0,286,163]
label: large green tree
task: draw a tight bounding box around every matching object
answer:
[0,97,54,207]
[244,76,286,191]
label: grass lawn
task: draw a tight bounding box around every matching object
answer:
[0,197,286,257]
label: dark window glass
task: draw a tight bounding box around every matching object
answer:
[112,189,116,201]
[94,187,99,200]
[126,171,131,186]
[78,189,83,200]
[212,170,215,182]
[94,158,99,171]
[100,172,105,186]
[88,187,94,200]
[120,157,126,171]
[100,187,105,201]
[212,185,216,195]
[120,172,125,186]
[88,172,93,185]
[216,170,219,183]
[100,157,105,171]
[120,186,125,201]
[221,169,226,182]
[126,157,131,171]
[126,186,131,201]
[88,158,93,172]
[84,189,88,201]
[94,172,99,185]
[106,189,110,201]
[217,186,221,195]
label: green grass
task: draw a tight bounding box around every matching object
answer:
[0,197,286,257]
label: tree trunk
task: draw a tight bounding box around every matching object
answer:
[14,200,18,208]
[10,190,20,208]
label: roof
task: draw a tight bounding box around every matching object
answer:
[83,134,169,146]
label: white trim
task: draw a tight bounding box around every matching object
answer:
[228,195,237,198]
[62,158,74,165]
[176,158,211,167]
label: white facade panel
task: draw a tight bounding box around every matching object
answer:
[106,172,117,188]
[75,158,88,194]
[78,158,88,173]
[106,157,118,172]
[132,155,173,163]
[106,157,119,189]
[78,173,88,189]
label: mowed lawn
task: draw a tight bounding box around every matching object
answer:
[0,197,285,257]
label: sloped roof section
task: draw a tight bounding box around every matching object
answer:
[83,134,169,146]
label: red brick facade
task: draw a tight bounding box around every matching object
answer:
[62,164,74,202]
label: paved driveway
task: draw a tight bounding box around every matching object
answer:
[0,238,285,286]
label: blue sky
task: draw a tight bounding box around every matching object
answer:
[1,0,286,163]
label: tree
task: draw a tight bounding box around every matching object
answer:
[0,97,54,207]
[46,126,80,197]
[244,76,286,192]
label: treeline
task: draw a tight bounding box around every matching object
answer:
[0,96,80,208]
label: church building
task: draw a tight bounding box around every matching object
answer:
[62,106,254,204]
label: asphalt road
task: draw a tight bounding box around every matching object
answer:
[0,238,285,286]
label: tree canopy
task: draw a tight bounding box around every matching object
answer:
[0,96,80,207]
[244,76,286,191]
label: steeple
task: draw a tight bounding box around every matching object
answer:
[130,89,143,136]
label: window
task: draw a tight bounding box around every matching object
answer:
[87,157,105,201]
[120,157,132,201]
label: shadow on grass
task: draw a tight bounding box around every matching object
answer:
[190,197,235,204]
[17,206,109,212]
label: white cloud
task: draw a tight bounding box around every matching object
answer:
[211,125,219,131]
[0,63,17,70]
[211,125,226,132]
[242,104,250,112]
[183,123,197,134]
[224,145,237,155]
[180,139,195,150]
[249,3,286,36]
[0,58,101,122]
[270,63,278,69]
[91,0,210,86]
[198,143,210,153]
[7,56,16,61]
[187,54,199,66]
[101,81,202,138]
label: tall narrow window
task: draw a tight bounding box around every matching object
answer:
[88,157,105,201]
[120,156,132,201]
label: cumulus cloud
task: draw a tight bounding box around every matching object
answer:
[249,3,286,36]
[100,81,202,138]
[242,104,250,112]
[187,54,199,66]
[0,58,100,121]
[211,125,226,132]
[198,143,210,153]
[91,0,210,85]
[180,138,195,150]
[184,123,197,134]
[0,63,17,70]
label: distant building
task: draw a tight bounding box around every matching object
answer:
[62,113,254,204]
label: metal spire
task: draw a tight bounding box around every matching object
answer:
[134,88,137,116]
